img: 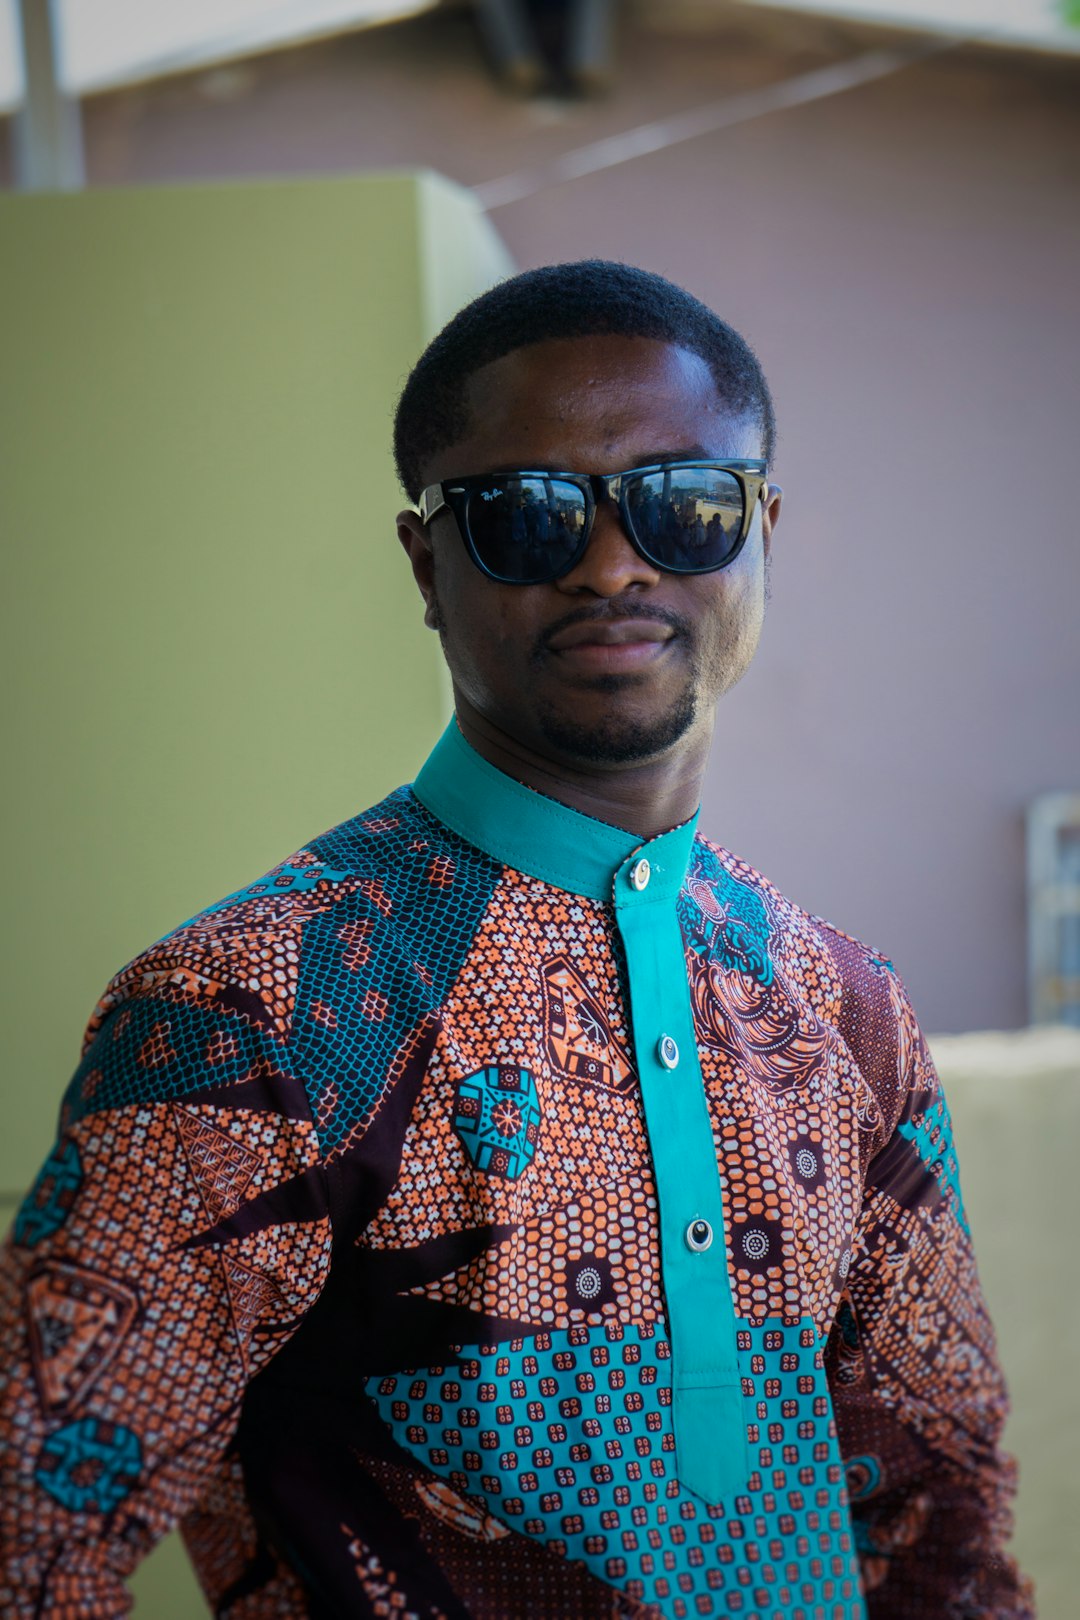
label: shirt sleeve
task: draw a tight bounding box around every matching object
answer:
[826,972,1035,1617]
[0,967,333,1617]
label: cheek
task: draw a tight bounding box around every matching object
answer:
[695,567,766,669]
[435,565,532,679]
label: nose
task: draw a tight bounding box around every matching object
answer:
[555,498,662,597]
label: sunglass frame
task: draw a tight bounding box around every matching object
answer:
[417,458,769,585]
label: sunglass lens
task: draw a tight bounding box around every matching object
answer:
[626,467,745,572]
[464,476,587,583]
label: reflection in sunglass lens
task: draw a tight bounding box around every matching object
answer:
[625,467,744,572]
[464,476,587,583]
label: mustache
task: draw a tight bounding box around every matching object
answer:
[535,600,692,657]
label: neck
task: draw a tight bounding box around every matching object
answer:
[453,696,711,840]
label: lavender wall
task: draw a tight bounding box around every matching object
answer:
[470,31,1080,1033]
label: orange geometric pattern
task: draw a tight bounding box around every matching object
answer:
[25,1261,139,1415]
[173,1106,261,1227]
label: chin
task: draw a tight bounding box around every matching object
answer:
[537,690,698,767]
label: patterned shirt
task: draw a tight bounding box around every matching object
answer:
[1,723,1031,1618]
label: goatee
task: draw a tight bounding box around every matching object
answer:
[536,681,697,766]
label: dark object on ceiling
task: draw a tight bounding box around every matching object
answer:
[473,0,615,95]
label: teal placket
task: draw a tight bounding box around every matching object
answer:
[414,723,750,1504]
[613,837,749,1504]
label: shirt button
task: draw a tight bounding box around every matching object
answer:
[686,1219,713,1253]
[657,1034,679,1069]
[629,858,651,891]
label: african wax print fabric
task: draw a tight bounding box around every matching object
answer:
[1,724,1032,1618]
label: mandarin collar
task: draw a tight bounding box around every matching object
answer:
[412,723,699,905]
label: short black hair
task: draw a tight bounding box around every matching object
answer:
[393,260,776,501]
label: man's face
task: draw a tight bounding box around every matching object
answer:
[398,334,781,772]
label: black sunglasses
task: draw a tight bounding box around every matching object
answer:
[417,458,768,585]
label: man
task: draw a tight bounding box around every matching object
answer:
[1,262,1031,1618]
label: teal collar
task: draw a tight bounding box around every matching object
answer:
[413,722,699,904]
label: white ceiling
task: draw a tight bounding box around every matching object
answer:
[0,0,435,110]
[0,0,1075,117]
[745,0,1079,54]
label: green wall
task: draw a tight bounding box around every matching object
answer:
[0,171,510,1614]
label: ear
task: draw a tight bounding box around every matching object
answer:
[397,508,440,630]
[760,481,782,563]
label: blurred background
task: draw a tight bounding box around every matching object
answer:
[1,0,1078,1614]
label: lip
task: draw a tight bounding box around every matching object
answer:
[546,617,676,673]
[547,617,675,652]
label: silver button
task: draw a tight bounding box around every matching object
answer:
[658,1034,679,1070]
[686,1219,713,1253]
[629,858,651,891]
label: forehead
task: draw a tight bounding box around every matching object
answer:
[426,334,757,481]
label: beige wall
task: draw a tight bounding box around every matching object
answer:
[932,1027,1080,1620]
[0,171,510,1207]
[1,168,511,1613]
